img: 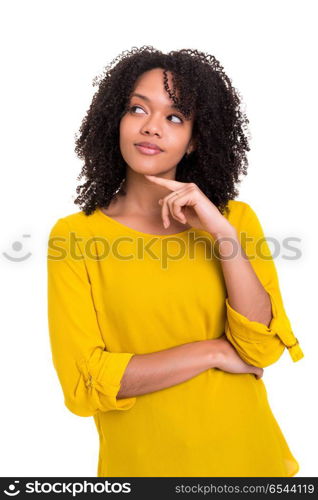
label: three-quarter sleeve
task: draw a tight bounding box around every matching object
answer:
[47,217,137,417]
[224,203,304,368]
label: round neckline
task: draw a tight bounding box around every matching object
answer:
[96,208,194,237]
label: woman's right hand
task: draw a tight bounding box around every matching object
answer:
[209,334,264,379]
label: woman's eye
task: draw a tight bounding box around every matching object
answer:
[129,105,145,114]
[169,114,183,124]
[129,105,183,124]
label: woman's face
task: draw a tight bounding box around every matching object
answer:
[119,68,195,176]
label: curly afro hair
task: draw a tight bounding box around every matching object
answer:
[74,45,251,217]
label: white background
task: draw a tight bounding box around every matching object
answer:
[0,0,316,477]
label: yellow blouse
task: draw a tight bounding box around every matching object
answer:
[47,200,304,477]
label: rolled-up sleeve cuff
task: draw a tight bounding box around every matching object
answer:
[73,351,137,415]
[225,296,304,363]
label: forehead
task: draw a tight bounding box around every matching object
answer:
[132,68,178,100]
[129,67,194,120]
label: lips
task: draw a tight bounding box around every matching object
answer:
[135,143,163,156]
[135,142,162,152]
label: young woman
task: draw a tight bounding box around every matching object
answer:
[47,46,304,477]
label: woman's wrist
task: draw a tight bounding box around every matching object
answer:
[203,338,221,369]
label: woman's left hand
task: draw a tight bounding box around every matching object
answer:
[144,175,235,238]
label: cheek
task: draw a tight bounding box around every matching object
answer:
[119,119,131,149]
[167,129,192,153]
[119,117,126,136]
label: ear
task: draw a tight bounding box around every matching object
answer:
[187,138,197,155]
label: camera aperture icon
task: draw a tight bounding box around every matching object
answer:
[2,235,32,262]
[3,480,20,496]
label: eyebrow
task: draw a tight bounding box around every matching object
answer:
[130,93,180,111]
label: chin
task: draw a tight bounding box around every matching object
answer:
[126,160,164,174]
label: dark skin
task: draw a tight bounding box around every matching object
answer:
[101,67,195,235]
[102,67,263,380]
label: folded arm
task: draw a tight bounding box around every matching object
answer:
[215,203,304,368]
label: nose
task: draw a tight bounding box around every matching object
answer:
[140,114,162,137]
